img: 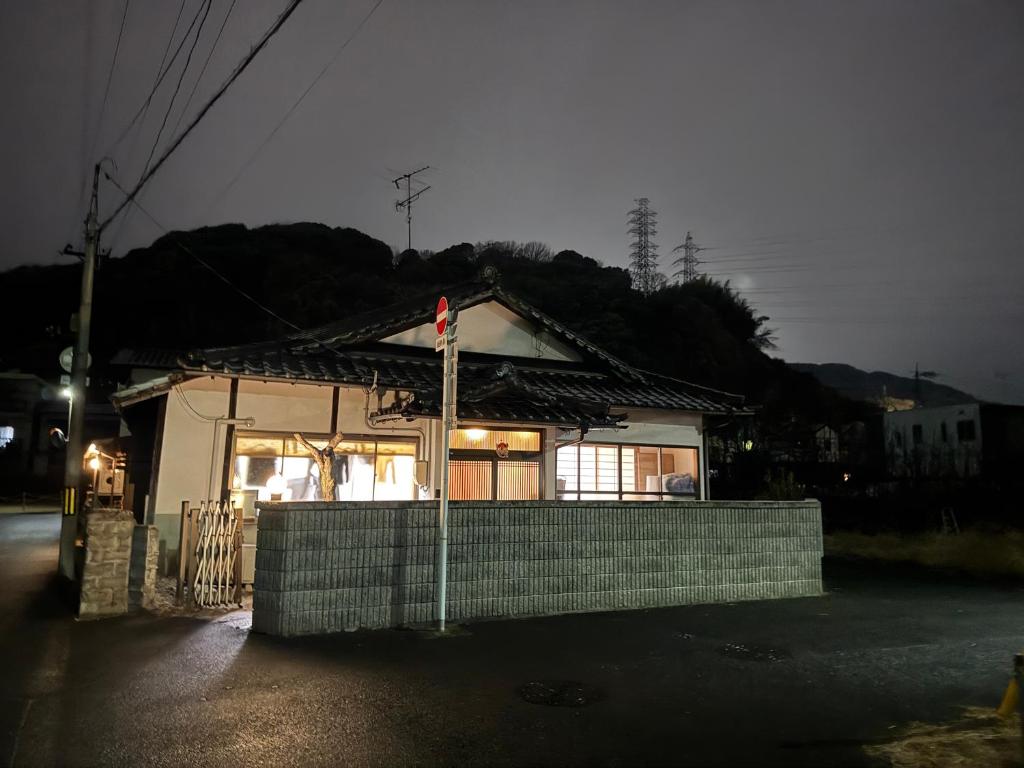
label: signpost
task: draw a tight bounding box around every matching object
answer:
[436,296,457,632]
[435,296,448,336]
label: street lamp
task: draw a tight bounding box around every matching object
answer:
[61,387,73,437]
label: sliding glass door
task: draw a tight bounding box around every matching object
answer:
[448,428,542,500]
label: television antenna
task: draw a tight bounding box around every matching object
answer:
[393,166,431,252]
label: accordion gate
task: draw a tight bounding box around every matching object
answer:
[177,500,243,608]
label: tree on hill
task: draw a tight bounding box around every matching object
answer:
[0,223,857,430]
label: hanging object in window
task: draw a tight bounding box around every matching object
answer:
[293,432,345,500]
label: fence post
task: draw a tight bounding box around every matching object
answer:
[187,503,201,607]
[232,506,243,606]
[176,500,189,605]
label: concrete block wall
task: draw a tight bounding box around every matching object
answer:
[253,500,822,637]
[79,511,136,618]
[128,525,159,610]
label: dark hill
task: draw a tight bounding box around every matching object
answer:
[0,222,863,424]
[790,362,976,407]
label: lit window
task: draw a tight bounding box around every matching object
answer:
[448,427,542,500]
[450,428,540,452]
[232,433,416,501]
[0,426,12,448]
[556,443,699,501]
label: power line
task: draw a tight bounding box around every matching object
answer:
[101,0,308,231]
[207,0,385,210]
[106,0,197,156]
[103,170,303,332]
[104,170,373,372]
[168,0,238,140]
[137,0,213,184]
[87,0,131,166]
[105,0,190,250]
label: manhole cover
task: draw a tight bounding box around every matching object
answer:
[518,680,604,707]
[718,642,791,663]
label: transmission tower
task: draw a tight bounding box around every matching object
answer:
[672,231,703,282]
[393,166,431,252]
[627,197,660,294]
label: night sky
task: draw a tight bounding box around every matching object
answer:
[2,1,1022,403]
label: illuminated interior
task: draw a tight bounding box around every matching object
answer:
[450,428,541,452]
[449,427,542,500]
[556,443,699,500]
[232,433,416,501]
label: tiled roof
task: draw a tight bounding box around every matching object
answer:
[371,395,627,430]
[187,276,643,381]
[178,275,746,417]
[110,348,182,369]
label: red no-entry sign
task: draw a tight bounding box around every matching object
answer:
[436,296,448,336]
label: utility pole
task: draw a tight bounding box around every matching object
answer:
[59,163,100,581]
[672,231,703,282]
[627,197,660,295]
[393,166,431,252]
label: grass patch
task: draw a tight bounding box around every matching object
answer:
[864,707,1020,768]
[825,530,1024,579]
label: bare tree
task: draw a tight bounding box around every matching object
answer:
[293,432,345,500]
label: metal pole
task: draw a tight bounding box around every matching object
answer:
[437,311,457,631]
[406,176,412,252]
[59,163,100,580]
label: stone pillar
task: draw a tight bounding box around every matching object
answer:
[79,511,136,618]
[128,525,159,610]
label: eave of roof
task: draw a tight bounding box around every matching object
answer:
[185,277,643,380]
[110,373,185,409]
[178,274,747,416]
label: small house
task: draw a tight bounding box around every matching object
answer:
[112,276,745,572]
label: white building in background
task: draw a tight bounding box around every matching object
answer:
[884,403,982,478]
[112,275,746,572]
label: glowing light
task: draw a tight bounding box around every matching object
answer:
[88,457,100,471]
[843,472,851,482]
[61,387,73,399]
[465,428,487,442]
[265,473,287,496]
[86,443,98,456]
[743,440,754,451]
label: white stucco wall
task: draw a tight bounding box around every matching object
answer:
[149,379,710,569]
[150,377,231,565]
[594,408,703,447]
[581,408,707,499]
[381,301,581,361]
[884,403,982,478]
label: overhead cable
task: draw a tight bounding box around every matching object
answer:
[101,0,307,230]
[208,0,385,208]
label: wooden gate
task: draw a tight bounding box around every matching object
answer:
[176,500,243,608]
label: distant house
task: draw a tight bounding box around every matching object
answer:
[884,402,1024,480]
[111,277,746,572]
[0,373,120,486]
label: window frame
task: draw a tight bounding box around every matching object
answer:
[448,427,545,500]
[230,430,419,501]
[556,441,701,501]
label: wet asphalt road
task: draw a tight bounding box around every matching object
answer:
[1,512,1022,768]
